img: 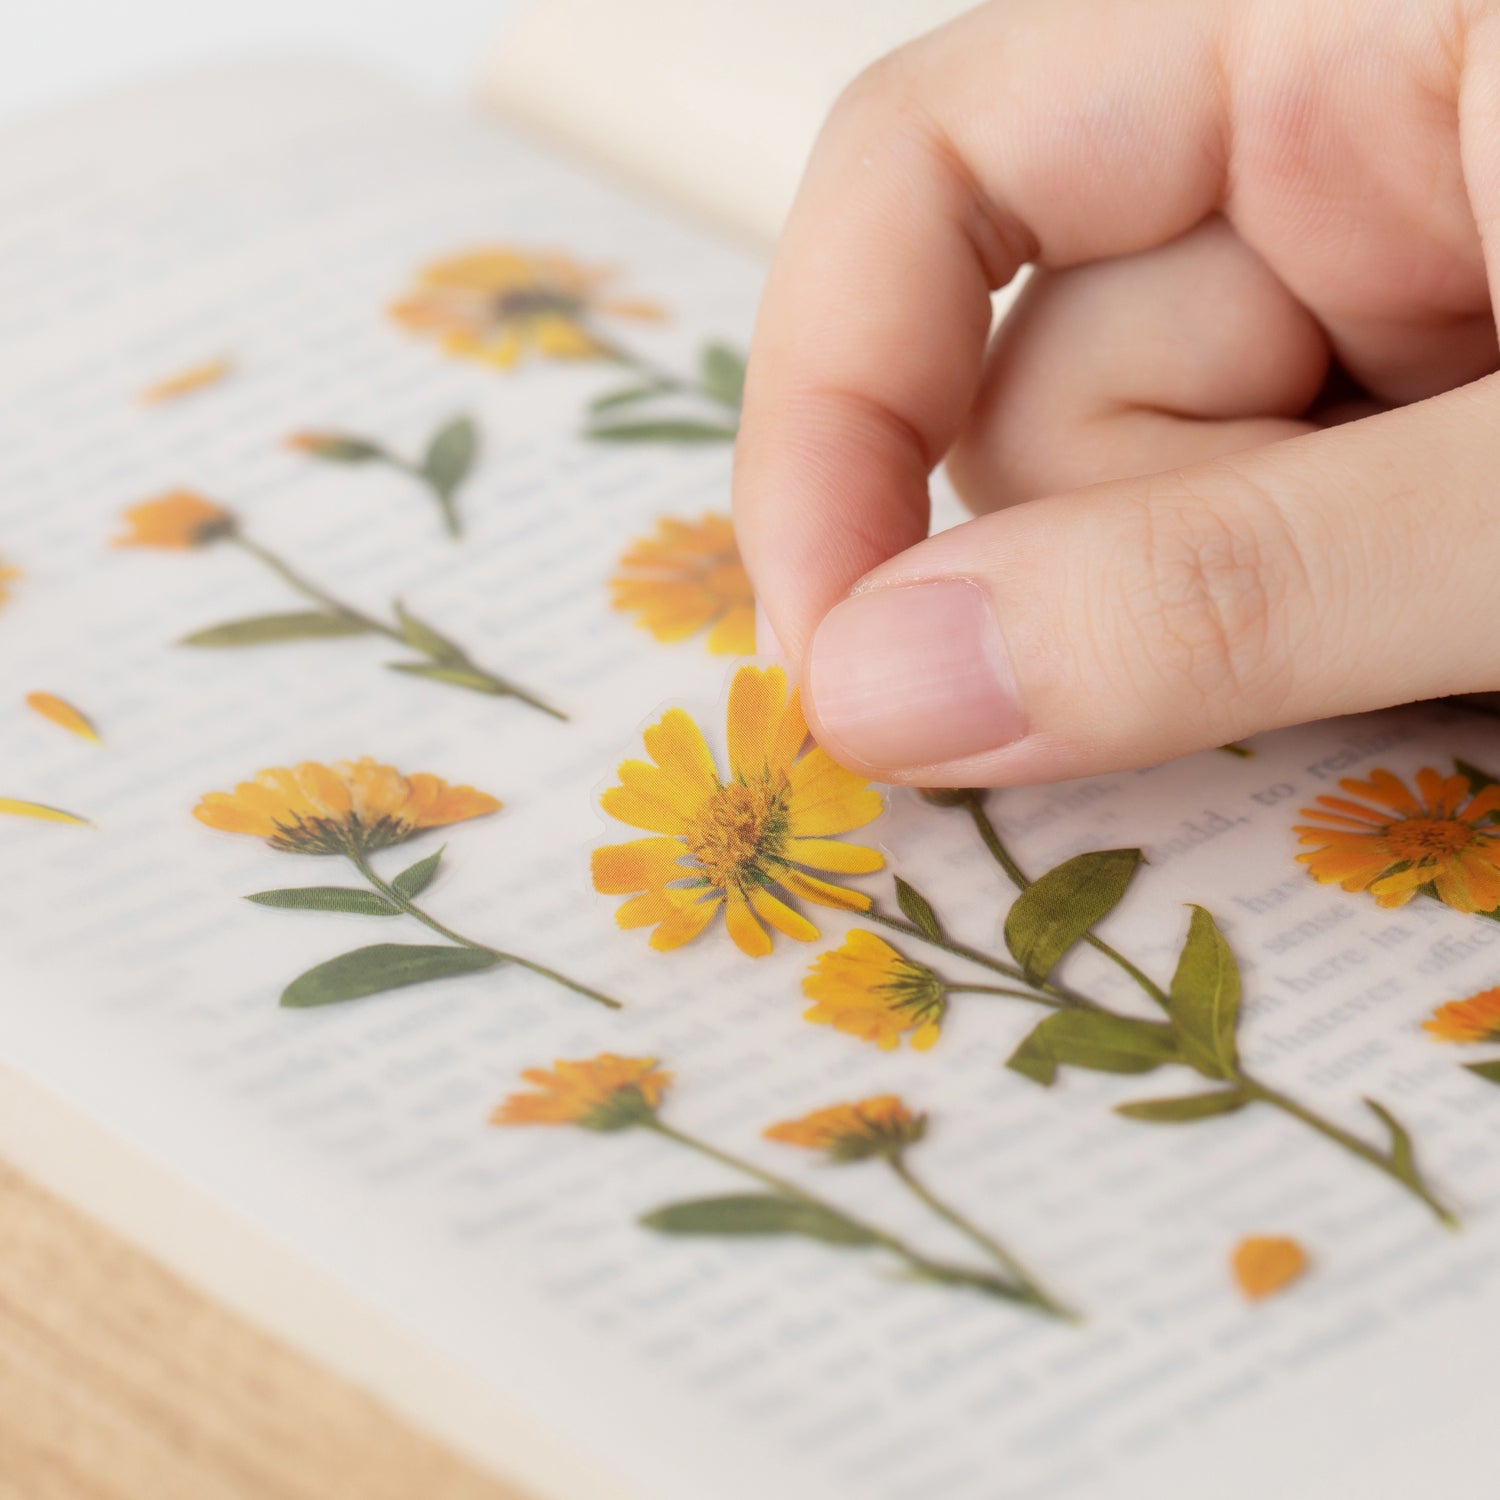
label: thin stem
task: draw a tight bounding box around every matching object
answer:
[961,792,1171,1010]
[645,1120,1051,1312]
[889,1154,1075,1319]
[231,534,565,720]
[946,983,1057,1003]
[593,335,740,417]
[349,850,621,1010]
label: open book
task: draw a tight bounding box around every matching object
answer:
[4,8,1500,1499]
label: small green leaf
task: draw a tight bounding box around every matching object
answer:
[640,1194,878,1246]
[280,943,500,1008]
[588,383,666,412]
[181,611,371,647]
[392,601,459,660]
[1365,1098,1415,1180]
[1005,1010,1180,1087]
[1003,848,1144,982]
[1465,1059,1500,1085]
[1455,758,1500,795]
[699,342,746,408]
[1115,1087,1251,1123]
[583,420,738,444]
[421,414,478,497]
[247,886,398,916]
[894,876,943,941]
[392,847,443,900]
[386,660,503,695]
[1167,906,1242,1080]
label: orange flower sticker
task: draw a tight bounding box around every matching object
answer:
[1231,1236,1309,1301]
[801,931,947,1051]
[1424,986,1500,1043]
[1294,767,1500,912]
[491,1055,670,1131]
[764,1096,926,1162]
[592,665,884,957]
[114,491,237,549]
[0,554,19,611]
[137,357,233,405]
[610,514,754,656]
[25,693,101,743]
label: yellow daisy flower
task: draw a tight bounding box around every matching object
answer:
[591,664,884,958]
[610,513,755,656]
[0,554,18,610]
[389,247,663,369]
[801,930,947,1051]
[1423,986,1500,1043]
[114,491,237,549]
[194,757,499,856]
[764,1096,926,1163]
[490,1054,670,1131]
[1294,767,1500,912]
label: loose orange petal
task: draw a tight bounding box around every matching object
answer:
[137,357,234,405]
[0,798,90,826]
[25,692,101,743]
[1232,1236,1309,1301]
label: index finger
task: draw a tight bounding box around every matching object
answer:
[733,0,1230,664]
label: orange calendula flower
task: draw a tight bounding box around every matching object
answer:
[765,1096,927,1163]
[591,664,884,958]
[114,491,237,549]
[1423,986,1500,1043]
[610,514,755,656]
[802,931,946,1051]
[1294,767,1500,912]
[285,430,384,462]
[490,1055,670,1132]
[136,356,233,405]
[389,247,663,369]
[25,693,101,743]
[194,758,499,855]
[0,554,18,610]
[1231,1235,1309,1301]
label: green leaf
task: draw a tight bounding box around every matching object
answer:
[640,1194,878,1246]
[1002,848,1144,982]
[1455,758,1500,795]
[392,847,443,900]
[392,601,459,660]
[247,886,398,916]
[421,415,478,497]
[1006,1010,1180,1087]
[181,611,371,647]
[1115,1087,1251,1123]
[1465,1059,1500,1085]
[386,660,503,695]
[1365,1098,1416,1180]
[583,420,738,444]
[1166,906,1242,1080]
[894,877,943,941]
[588,383,666,412]
[699,342,746,407]
[280,943,500,1008]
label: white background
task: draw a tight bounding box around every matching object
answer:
[1,0,530,120]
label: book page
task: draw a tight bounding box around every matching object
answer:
[4,58,1500,1500]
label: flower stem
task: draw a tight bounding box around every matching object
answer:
[231,534,565,720]
[349,851,621,1010]
[888,1153,1075,1320]
[644,1120,1065,1314]
[593,336,741,419]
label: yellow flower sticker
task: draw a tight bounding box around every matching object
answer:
[592,664,884,957]
[25,693,101,744]
[490,1055,670,1131]
[610,514,754,656]
[801,930,947,1051]
[1231,1236,1309,1301]
[0,798,90,826]
[1294,767,1500,913]
[137,357,234,405]
[1424,986,1500,1043]
[114,491,238,549]
[764,1096,927,1162]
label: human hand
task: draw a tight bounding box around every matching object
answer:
[734,0,1500,785]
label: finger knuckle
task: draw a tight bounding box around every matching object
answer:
[1114,470,1300,711]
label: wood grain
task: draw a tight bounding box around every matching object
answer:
[0,1158,531,1500]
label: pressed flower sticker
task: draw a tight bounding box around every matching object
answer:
[494,1061,1070,1317]
[0,798,90,826]
[801,932,952,1051]
[1231,1236,1309,1301]
[25,693,101,744]
[115,491,238,549]
[197,758,620,1011]
[610,514,754,656]
[1424,987,1500,1043]
[137,357,234,405]
[592,664,885,957]
[1294,767,1500,913]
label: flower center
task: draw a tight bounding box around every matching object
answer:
[886,964,947,1021]
[704,558,753,605]
[271,812,411,856]
[683,777,788,892]
[1384,816,1481,864]
[491,287,583,321]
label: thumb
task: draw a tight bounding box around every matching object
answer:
[802,380,1500,785]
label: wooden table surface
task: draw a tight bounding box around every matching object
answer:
[0,1158,529,1500]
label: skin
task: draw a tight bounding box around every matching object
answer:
[733,0,1500,786]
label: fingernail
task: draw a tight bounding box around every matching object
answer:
[809,580,1025,767]
[754,601,787,670]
